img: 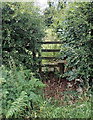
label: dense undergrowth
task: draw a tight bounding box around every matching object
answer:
[0,66,92,119]
[35,100,91,118]
[1,1,93,119]
[0,66,45,118]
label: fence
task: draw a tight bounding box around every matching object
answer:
[37,41,65,74]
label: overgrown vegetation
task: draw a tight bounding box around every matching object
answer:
[54,2,93,87]
[42,28,61,64]
[2,2,45,71]
[36,100,91,118]
[1,65,92,118]
[1,1,92,119]
[1,66,45,118]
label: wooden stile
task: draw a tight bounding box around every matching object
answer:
[37,41,65,74]
[37,41,63,44]
[41,49,60,52]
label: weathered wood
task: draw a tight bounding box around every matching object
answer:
[58,62,65,74]
[38,51,42,72]
[41,63,58,67]
[37,40,65,73]
[57,60,66,64]
[37,41,63,44]
[40,57,59,59]
[41,49,60,52]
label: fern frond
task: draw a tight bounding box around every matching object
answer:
[6,91,28,118]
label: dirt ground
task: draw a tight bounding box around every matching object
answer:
[40,71,82,101]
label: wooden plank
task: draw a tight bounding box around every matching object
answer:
[39,57,64,60]
[41,49,60,52]
[38,51,42,72]
[38,57,65,61]
[37,41,62,44]
[57,60,66,64]
[40,57,58,59]
[41,64,58,67]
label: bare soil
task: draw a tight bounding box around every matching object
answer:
[40,72,80,101]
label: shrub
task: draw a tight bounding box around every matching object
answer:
[2,2,45,71]
[0,66,45,118]
[55,2,93,87]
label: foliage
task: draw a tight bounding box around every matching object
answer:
[44,1,55,27]
[42,28,61,64]
[2,2,45,71]
[1,64,92,119]
[1,1,93,119]
[44,0,64,27]
[40,0,66,70]
[54,2,93,86]
[32,99,91,118]
[42,0,66,65]
[1,66,45,118]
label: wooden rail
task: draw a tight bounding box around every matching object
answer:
[38,41,65,73]
[41,49,60,52]
[38,41,63,44]
[40,57,60,60]
[41,63,58,67]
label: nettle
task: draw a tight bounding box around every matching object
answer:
[1,66,45,118]
[56,2,93,87]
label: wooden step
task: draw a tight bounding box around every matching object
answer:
[37,41,63,44]
[41,49,60,52]
[41,63,58,67]
[40,57,59,60]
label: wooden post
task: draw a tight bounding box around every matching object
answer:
[58,62,64,74]
[36,41,65,73]
[32,47,37,72]
[38,51,42,72]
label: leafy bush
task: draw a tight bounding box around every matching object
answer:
[0,66,45,118]
[55,2,93,86]
[2,2,45,70]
